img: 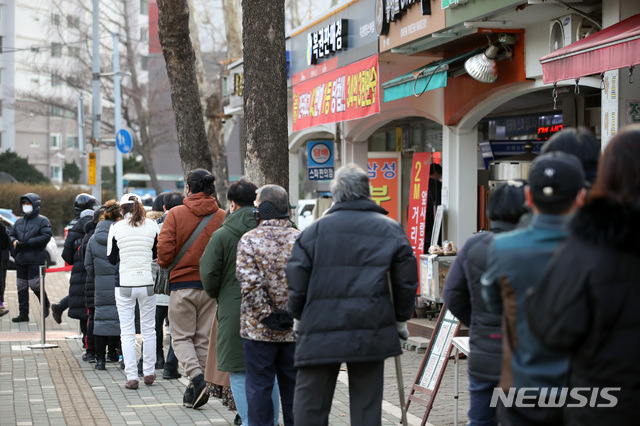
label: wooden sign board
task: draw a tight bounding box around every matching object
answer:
[406,306,461,425]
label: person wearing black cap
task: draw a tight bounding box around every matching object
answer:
[481,152,587,426]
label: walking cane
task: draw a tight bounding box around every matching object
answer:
[388,273,409,425]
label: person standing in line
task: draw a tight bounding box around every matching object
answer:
[287,164,418,426]
[528,126,640,425]
[481,152,586,426]
[201,179,282,425]
[9,193,53,323]
[236,184,300,426]
[81,207,103,366]
[0,217,11,317]
[107,193,159,389]
[158,170,226,409]
[85,201,122,370]
[443,182,528,426]
[52,193,97,324]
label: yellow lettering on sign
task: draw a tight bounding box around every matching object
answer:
[371,185,391,205]
[88,153,96,185]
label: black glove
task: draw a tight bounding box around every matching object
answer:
[261,311,294,331]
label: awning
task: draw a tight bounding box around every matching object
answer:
[540,14,640,84]
[383,48,483,102]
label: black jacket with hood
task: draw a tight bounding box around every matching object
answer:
[81,219,98,309]
[9,193,52,267]
[528,198,640,425]
[62,214,93,320]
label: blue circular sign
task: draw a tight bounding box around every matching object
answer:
[116,129,133,154]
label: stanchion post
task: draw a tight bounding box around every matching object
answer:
[28,265,58,350]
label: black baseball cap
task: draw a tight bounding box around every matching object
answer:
[528,152,585,205]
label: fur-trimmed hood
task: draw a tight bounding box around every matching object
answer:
[569,197,640,256]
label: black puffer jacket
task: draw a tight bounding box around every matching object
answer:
[62,214,92,320]
[81,219,97,309]
[286,199,418,367]
[85,220,120,336]
[9,193,52,266]
[528,198,640,425]
[443,221,515,382]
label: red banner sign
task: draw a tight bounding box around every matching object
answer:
[368,156,400,222]
[292,55,380,132]
[407,152,432,292]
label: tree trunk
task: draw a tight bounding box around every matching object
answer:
[223,0,243,60]
[156,0,212,182]
[242,0,289,189]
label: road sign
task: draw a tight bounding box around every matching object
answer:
[88,153,96,185]
[116,129,133,154]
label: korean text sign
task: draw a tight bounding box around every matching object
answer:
[368,156,399,222]
[293,55,380,132]
[307,140,335,181]
[407,152,432,291]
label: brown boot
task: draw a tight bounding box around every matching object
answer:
[143,374,156,386]
[125,380,139,389]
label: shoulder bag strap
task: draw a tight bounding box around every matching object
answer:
[166,210,216,272]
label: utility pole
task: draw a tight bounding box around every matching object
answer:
[91,0,102,203]
[113,32,124,201]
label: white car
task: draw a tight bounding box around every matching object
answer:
[2,216,58,269]
[297,199,317,231]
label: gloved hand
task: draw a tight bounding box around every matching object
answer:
[261,311,293,331]
[293,319,300,333]
[397,321,409,341]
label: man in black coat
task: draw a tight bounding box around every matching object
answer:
[286,163,418,426]
[9,193,53,322]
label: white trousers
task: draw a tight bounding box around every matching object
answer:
[115,286,157,381]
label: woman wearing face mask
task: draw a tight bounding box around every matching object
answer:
[8,193,53,322]
[107,193,159,390]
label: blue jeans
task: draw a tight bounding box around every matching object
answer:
[230,371,280,425]
[468,374,498,426]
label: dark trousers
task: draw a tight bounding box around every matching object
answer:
[0,249,8,303]
[294,360,384,426]
[497,399,563,426]
[95,335,121,361]
[244,339,297,426]
[16,264,48,316]
[86,308,95,356]
[57,295,69,311]
[468,374,498,426]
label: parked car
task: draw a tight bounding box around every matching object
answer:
[1,215,58,269]
[296,199,317,231]
[0,208,18,223]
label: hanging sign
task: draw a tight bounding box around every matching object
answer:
[307,141,335,181]
[307,19,348,66]
[367,153,400,222]
[293,55,380,132]
[407,152,432,292]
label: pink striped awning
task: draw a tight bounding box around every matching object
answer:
[540,14,640,84]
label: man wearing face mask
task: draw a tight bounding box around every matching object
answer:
[9,193,53,322]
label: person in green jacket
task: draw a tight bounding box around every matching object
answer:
[200,179,279,426]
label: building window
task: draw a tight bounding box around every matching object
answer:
[140,55,148,71]
[0,68,3,84]
[140,0,148,15]
[67,15,80,29]
[0,132,2,149]
[0,99,2,116]
[50,165,61,180]
[51,73,62,87]
[52,106,63,116]
[51,13,60,26]
[140,27,148,42]
[68,46,80,58]
[66,135,79,149]
[51,133,62,149]
[0,36,3,54]
[30,141,40,148]
[51,43,62,58]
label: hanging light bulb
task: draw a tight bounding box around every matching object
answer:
[464,45,500,83]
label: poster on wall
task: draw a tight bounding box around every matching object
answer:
[367,153,401,222]
[292,55,380,132]
[406,152,432,291]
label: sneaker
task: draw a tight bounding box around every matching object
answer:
[51,304,62,324]
[83,353,96,363]
[163,370,182,380]
[183,386,195,408]
[191,374,209,409]
[155,358,165,370]
[143,374,156,386]
[0,306,9,317]
[125,380,139,390]
[12,314,29,323]
[234,414,243,425]
[107,353,119,363]
[95,359,106,370]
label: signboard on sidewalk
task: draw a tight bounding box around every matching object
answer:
[407,152,432,292]
[307,140,335,181]
[292,55,380,132]
[367,153,400,222]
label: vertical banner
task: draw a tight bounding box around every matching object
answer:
[367,153,400,222]
[88,152,97,186]
[407,152,432,292]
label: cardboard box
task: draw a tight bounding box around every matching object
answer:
[420,254,456,302]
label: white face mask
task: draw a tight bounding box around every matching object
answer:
[22,205,33,214]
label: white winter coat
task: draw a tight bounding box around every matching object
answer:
[107,214,159,287]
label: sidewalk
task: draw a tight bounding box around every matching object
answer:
[0,270,469,425]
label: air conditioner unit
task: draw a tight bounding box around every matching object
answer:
[549,14,596,53]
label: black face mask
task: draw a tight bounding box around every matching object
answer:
[253,201,289,223]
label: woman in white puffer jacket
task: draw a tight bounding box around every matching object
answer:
[107,193,159,390]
